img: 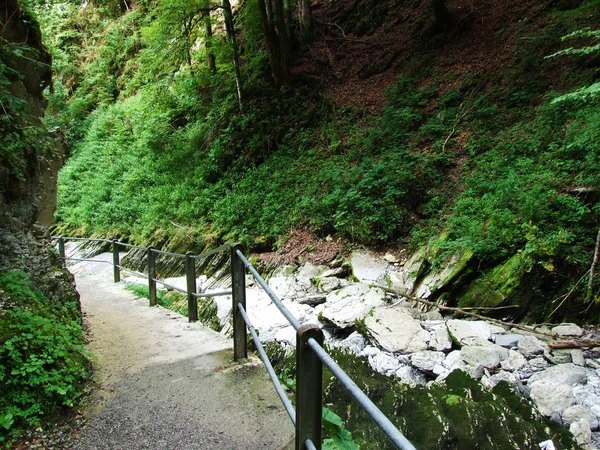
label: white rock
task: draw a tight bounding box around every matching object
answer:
[296,263,327,288]
[528,356,550,371]
[317,284,385,328]
[446,319,505,345]
[328,331,366,354]
[572,349,585,366]
[365,306,430,354]
[384,252,400,263]
[590,405,600,430]
[461,342,509,369]
[481,370,518,389]
[411,351,446,373]
[495,333,521,348]
[573,385,600,409]
[518,335,547,358]
[435,351,467,382]
[350,250,388,284]
[426,322,454,352]
[360,345,381,358]
[501,349,527,371]
[570,418,592,447]
[321,267,346,278]
[552,323,584,338]
[544,347,573,365]
[317,276,342,293]
[275,326,296,345]
[562,404,592,426]
[369,352,401,375]
[395,365,427,385]
[527,364,588,387]
[530,383,574,416]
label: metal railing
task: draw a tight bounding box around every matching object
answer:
[53,236,416,450]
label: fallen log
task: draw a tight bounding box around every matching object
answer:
[547,338,600,349]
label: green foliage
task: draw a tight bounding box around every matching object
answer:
[0,269,90,442]
[0,35,51,178]
[322,407,360,450]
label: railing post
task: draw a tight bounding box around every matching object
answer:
[147,246,157,307]
[231,243,247,360]
[296,325,324,450]
[112,240,120,283]
[58,237,65,260]
[186,252,198,322]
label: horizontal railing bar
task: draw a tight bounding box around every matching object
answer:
[64,257,113,265]
[307,338,416,450]
[52,236,112,244]
[154,278,187,294]
[305,439,317,450]
[117,242,147,251]
[150,248,186,258]
[192,290,232,298]
[190,243,234,260]
[235,250,301,331]
[117,266,147,279]
[238,303,296,424]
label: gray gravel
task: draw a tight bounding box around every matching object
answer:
[68,254,294,450]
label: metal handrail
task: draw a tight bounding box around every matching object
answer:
[116,242,146,251]
[52,236,415,450]
[150,248,186,258]
[236,250,301,330]
[238,303,296,424]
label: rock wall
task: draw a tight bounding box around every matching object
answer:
[0,0,75,304]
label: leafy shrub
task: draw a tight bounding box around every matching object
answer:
[0,270,90,442]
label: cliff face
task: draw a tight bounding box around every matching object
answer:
[0,0,73,304]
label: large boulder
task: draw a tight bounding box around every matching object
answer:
[461,342,509,369]
[316,284,385,328]
[517,335,547,358]
[527,364,588,388]
[446,319,505,345]
[530,384,574,417]
[365,306,430,353]
[350,250,388,284]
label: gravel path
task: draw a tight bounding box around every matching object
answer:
[69,254,294,450]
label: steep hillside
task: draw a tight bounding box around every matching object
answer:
[0,0,89,443]
[42,0,600,322]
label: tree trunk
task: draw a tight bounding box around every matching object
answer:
[283,0,294,44]
[298,0,314,45]
[204,13,216,74]
[273,0,290,85]
[222,0,244,112]
[257,0,283,86]
[587,228,600,300]
[264,0,274,26]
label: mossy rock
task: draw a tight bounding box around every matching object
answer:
[322,350,578,450]
[457,252,533,309]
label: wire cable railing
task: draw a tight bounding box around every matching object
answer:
[52,236,416,450]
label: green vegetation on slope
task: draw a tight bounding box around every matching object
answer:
[36,0,600,320]
[0,269,90,443]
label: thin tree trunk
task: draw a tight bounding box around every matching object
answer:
[264,0,274,25]
[257,0,283,86]
[273,0,290,85]
[222,0,243,112]
[283,0,294,44]
[204,13,216,74]
[587,228,600,300]
[298,0,314,45]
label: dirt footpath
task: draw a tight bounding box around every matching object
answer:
[69,255,294,450]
